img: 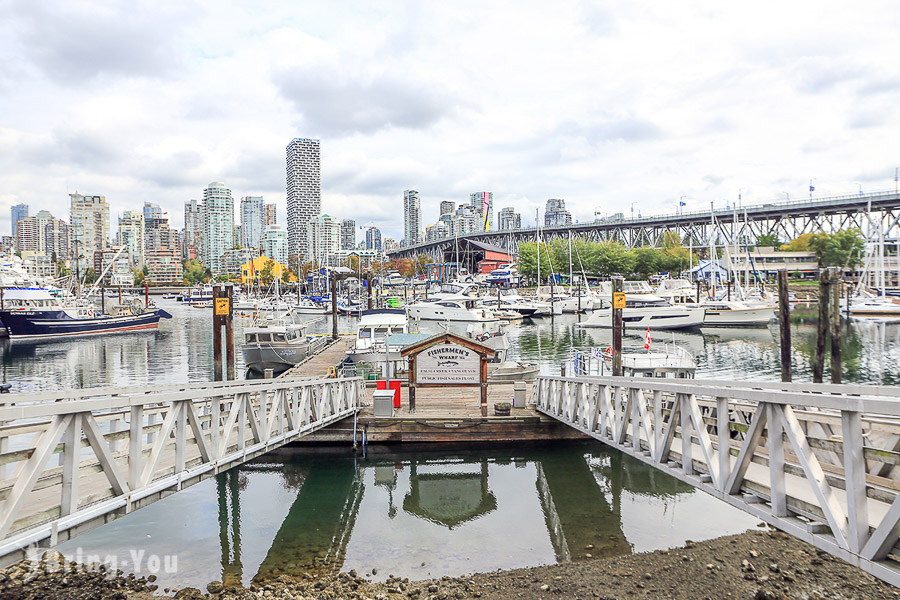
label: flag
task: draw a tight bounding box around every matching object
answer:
[679,201,686,206]
[809,185,815,192]
[643,327,651,351]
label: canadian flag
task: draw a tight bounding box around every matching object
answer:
[643,327,651,351]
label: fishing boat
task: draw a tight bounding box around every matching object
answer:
[345,309,414,364]
[0,288,172,340]
[242,322,324,375]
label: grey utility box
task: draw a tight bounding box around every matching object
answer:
[373,390,395,418]
[514,381,527,407]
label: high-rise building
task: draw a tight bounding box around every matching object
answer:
[403,190,421,247]
[439,201,455,218]
[469,192,493,231]
[232,225,242,250]
[143,201,177,257]
[286,138,321,261]
[15,210,69,260]
[544,198,573,227]
[265,203,277,226]
[452,204,479,236]
[200,182,235,273]
[240,196,265,248]
[340,219,356,250]
[426,222,449,241]
[365,227,382,252]
[307,213,340,267]
[498,207,521,230]
[261,224,288,266]
[183,199,202,260]
[69,193,110,273]
[10,203,28,237]
[382,237,398,252]
[117,210,145,267]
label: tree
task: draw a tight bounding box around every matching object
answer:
[134,269,145,286]
[780,233,815,252]
[808,228,865,270]
[82,268,98,285]
[288,255,300,277]
[516,242,552,282]
[182,259,208,285]
[631,247,661,277]
[755,233,781,249]
[347,255,360,271]
[260,262,275,284]
[660,231,682,250]
[590,242,634,277]
[415,254,434,276]
[282,268,294,284]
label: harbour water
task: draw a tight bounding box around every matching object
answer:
[11,300,900,590]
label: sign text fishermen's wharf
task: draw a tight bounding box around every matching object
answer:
[416,343,480,384]
[401,332,496,416]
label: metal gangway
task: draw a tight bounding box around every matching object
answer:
[0,376,364,566]
[532,375,900,586]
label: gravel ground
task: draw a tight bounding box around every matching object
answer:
[1,530,898,599]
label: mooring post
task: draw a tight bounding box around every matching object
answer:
[612,276,624,377]
[331,274,338,341]
[101,283,105,314]
[845,281,852,318]
[829,267,842,384]
[727,279,732,301]
[213,285,224,381]
[480,355,488,417]
[367,274,373,310]
[696,279,701,303]
[225,284,235,380]
[812,269,831,384]
[777,269,792,382]
[145,282,149,308]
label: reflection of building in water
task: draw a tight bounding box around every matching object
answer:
[217,470,244,587]
[252,458,364,583]
[402,459,496,529]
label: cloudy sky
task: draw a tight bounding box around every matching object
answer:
[2,0,900,243]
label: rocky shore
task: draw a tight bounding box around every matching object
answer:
[1,530,897,600]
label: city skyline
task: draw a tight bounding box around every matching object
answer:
[2,3,900,242]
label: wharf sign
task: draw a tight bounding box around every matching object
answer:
[415,343,480,384]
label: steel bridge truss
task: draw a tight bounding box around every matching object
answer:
[533,375,900,586]
[391,191,900,259]
[0,377,364,566]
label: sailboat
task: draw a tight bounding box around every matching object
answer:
[844,202,900,317]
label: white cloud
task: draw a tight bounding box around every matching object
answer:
[0,0,899,242]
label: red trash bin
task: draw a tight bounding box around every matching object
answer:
[377,380,402,408]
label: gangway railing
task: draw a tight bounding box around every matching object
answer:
[532,375,900,586]
[0,376,364,566]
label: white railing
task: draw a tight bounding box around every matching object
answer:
[0,376,364,564]
[532,375,900,586]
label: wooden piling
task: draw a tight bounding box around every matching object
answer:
[777,270,792,382]
[331,274,338,341]
[612,276,624,377]
[144,283,149,308]
[830,268,842,384]
[213,285,224,382]
[367,274,373,310]
[225,284,235,381]
[812,269,834,384]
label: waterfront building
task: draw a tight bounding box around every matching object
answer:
[366,227,382,252]
[69,193,110,273]
[116,211,145,267]
[20,253,56,279]
[10,203,28,237]
[261,224,288,266]
[426,222,449,241]
[332,248,381,270]
[240,255,295,286]
[307,213,340,267]
[183,199,202,260]
[240,196,265,248]
[200,182,235,274]
[340,219,356,250]
[286,138,321,261]
[145,248,184,284]
[469,192,493,231]
[266,203,277,226]
[544,198,573,227]
[383,237,398,252]
[15,211,70,266]
[93,247,134,286]
[403,190,422,247]
[222,248,253,277]
[498,207,521,230]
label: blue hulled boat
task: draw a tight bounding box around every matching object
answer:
[0,288,172,340]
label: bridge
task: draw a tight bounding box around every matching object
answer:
[0,375,364,566]
[532,374,900,586]
[388,190,900,260]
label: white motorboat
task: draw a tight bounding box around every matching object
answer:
[488,361,540,381]
[583,282,705,329]
[241,323,321,375]
[573,344,696,378]
[291,297,327,314]
[843,293,900,317]
[406,297,499,322]
[691,300,774,326]
[655,279,696,304]
[346,308,411,364]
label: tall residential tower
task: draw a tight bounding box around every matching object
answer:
[286,138,321,261]
[403,190,421,247]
